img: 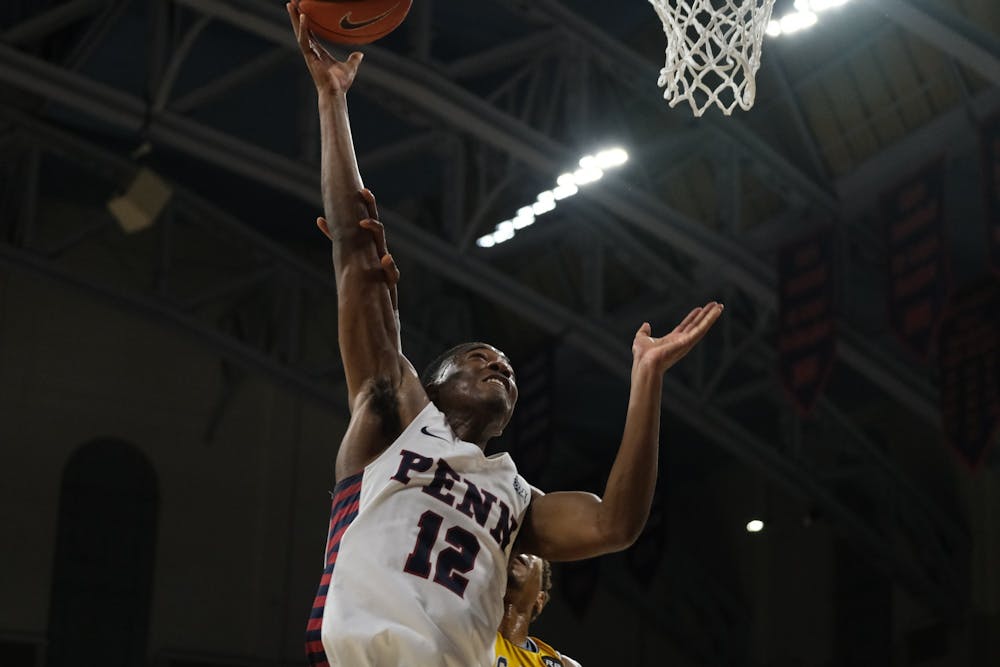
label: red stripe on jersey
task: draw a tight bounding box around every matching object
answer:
[329,499,360,531]
[305,471,363,667]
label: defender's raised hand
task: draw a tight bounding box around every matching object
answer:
[288,2,363,96]
[631,302,723,375]
[317,188,399,308]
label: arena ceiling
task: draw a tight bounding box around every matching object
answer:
[0,0,997,661]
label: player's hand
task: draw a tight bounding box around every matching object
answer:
[317,189,399,309]
[287,1,362,96]
[357,189,399,312]
[631,302,723,375]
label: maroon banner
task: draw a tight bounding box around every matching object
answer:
[938,279,1000,470]
[982,115,1000,274]
[778,228,836,415]
[882,160,949,362]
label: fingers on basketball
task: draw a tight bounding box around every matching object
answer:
[296,0,412,45]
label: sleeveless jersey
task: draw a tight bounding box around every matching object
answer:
[305,402,533,667]
[494,633,570,667]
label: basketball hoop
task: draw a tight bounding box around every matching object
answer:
[648,0,776,116]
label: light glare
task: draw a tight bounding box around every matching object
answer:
[513,213,535,230]
[746,519,765,533]
[768,0,849,38]
[780,11,817,34]
[532,200,556,215]
[552,183,578,200]
[595,148,628,168]
[493,227,515,243]
[573,167,603,185]
[483,145,628,248]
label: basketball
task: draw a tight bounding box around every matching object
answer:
[297,0,412,45]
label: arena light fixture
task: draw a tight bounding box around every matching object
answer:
[477,147,629,248]
[766,0,850,38]
[746,519,765,533]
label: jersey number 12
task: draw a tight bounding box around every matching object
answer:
[403,510,480,597]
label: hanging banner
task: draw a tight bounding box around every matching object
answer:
[882,160,949,362]
[982,115,1000,275]
[777,228,836,415]
[938,279,1000,470]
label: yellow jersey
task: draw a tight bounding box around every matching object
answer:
[494,632,580,667]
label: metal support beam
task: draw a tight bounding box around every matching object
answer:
[879,0,1000,87]
[1,0,107,46]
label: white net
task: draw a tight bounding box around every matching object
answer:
[648,0,776,116]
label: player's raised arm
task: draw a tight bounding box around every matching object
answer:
[516,303,723,561]
[288,3,420,410]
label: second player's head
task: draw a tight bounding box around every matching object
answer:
[505,553,552,623]
[420,342,518,441]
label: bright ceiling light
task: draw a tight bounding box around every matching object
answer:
[768,0,848,38]
[595,148,628,168]
[532,200,556,215]
[493,227,515,243]
[513,212,535,229]
[746,519,765,533]
[573,167,603,185]
[480,145,628,248]
[780,11,817,34]
[553,183,578,200]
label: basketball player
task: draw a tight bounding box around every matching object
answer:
[496,554,581,667]
[288,3,723,666]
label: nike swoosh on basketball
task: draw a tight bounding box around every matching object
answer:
[420,425,449,442]
[339,4,398,31]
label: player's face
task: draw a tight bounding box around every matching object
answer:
[506,553,543,598]
[505,553,547,618]
[435,345,518,420]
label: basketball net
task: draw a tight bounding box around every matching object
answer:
[648,0,776,116]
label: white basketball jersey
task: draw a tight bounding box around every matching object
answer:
[319,402,533,667]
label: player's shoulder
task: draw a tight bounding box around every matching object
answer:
[532,637,581,667]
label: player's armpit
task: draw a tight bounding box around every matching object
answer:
[560,654,583,667]
[515,490,636,562]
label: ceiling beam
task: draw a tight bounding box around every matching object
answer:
[836,85,1000,219]
[1,0,108,46]
[879,0,1000,87]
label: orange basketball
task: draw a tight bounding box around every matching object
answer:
[298,0,413,45]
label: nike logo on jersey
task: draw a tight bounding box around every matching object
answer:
[339,4,398,31]
[420,425,449,442]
